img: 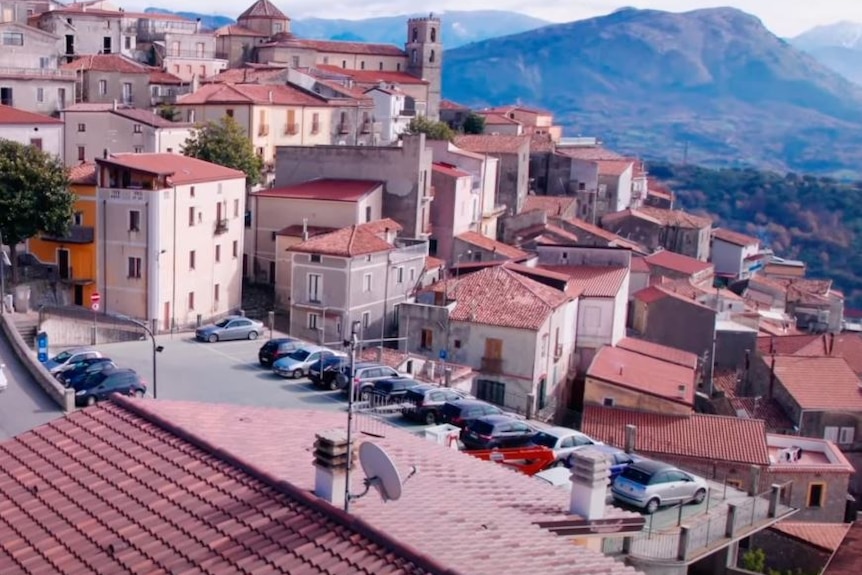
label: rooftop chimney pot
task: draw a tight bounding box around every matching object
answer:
[313,428,353,507]
[568,449,610,520]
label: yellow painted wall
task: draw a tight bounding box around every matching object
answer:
[584,376,692,416]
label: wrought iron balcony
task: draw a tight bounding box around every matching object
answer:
[41,225,95,244]
[284,122,299,135]
[214,219,229,235]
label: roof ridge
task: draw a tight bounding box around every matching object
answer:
[109,396,465,575]
[504,267,564,308]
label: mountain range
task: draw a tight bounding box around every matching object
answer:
[790,22,862,86]
[442,7,862,177]
[142,8,548,49]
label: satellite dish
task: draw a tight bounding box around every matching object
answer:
[358,442,403,502]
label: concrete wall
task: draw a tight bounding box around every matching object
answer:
[0,121,63,159]
[0,75,75,115]
[766,468,849,523]
[40,313,143,347]
[585,376,692,416]
[430,171,475,263]
[80,71,150,108]
[38,12,127,57]
[0,21,61,69]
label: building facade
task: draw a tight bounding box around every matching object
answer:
[0,103,63,158]
[454,134,530,220]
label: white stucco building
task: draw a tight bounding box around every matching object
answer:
[364,83,414,145]
[0,104,64,159]
[710,228,762,280]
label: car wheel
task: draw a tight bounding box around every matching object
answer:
[134,389,145,398]
[424,411,437,425]
[645,498,661,514]
[248,331,258,341]
[692,488,707,505]
[292,368,303,379]
[327,379,339,391]
[208,333,218,343]
[360,388,372,401]
[552,458,567,468]
[86,396,97,407]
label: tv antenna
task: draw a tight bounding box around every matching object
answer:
[348,442,418,505]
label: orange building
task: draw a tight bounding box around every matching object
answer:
[27,163,98,306]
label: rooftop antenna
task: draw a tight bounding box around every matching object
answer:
[348,442,418,504]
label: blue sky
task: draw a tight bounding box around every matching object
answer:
[126,0,859,37]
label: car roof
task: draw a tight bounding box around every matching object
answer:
[628,459,673,474]
[475,414,520,424]
[539,426,584,438]
[377,377,417,384]
[294,344,326,352]
[64,347,98,354]
[271,337,299,344]
[446,398,489,407]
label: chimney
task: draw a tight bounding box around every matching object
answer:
[568,449,610,520]
[102,148,109,159]
[624,424,636,454]
[195,17,201,33]
[313,429,352,507]
[302,217,309,241]
[829,333,835,355]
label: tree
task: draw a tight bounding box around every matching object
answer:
[157,104,180,122]
[403,116,455,141]
[0,139,74,282]
[462,112,486,135]
[741,547,766,573]
[182,116,263,185]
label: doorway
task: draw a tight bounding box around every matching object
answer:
[73,284,83,306]
[163,301,171,332]
[57,249,70,280]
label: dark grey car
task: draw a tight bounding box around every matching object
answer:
[195,316,264,342]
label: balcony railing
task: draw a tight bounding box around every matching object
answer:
[214,219,229,235]
[41,225,95,244]
[360,120,381,134]
[400,108,416,117]
[337,122,352,134]
[481,357,503,374]
[151,93,178,105]
[284,123,299,136]
[258,124,269,136]
[164,49,218,60]
[0,67,77,80]
[122,95,134,106]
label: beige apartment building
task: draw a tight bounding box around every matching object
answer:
[94,153,247,331]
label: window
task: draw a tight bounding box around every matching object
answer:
[127,257,142,278]
[213,284,220,302]
[396,63,401,71]
[270,231,277,241]
[188,206,195,226]
[233,198,239,217]
[341,60,346,68]
[122,82,132,103]
[1,32,23,46]
[825,426,855,445]
[98,79,107,95]
[190,186,195,198]
[77,123,86,132]
[378,62,383,71]
[39,57,49,69]
[77,146,85,161]
[29,138,42,150]
[36,88,44,103]
[365,206,372,222]
[430,28,437,42]
[274,22,283,33]
[602,397,616,407]
[103,36,111,53]
[128,210,140,231]
[73,212,83,225]
[232,240,238,258]
[307,273,321,303]
[189,250,196,270]
[362,311,370,329]
[412,27,418,42]
[807,483,825,508]
[411,49,417,64]
[363,273,372,292]
[226,109,234,118]
[360,61,365,70]
[188,291,195,310]
[133,146,143,153]
[310,254,321,263]
[396,267,404,284]
[307,313,319,330]
[291,55,300,68]
[420,329,433,350]
[215,244,221,262]
[125,36,131,50]
[429,49,436,63]
[133,124,142,133]
[453,339,462,349]
[477,380,505,405]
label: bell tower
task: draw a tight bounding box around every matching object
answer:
[405,14,442,121]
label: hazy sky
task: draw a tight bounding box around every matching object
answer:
[126,1,859,37]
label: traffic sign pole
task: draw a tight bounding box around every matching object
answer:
[90,292,101,345]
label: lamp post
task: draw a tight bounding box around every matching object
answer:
[115,314,164,399]
[344,319,361,513]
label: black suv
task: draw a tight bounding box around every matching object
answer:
[74,368,147,407]
[460,415,536,451]
[57,358,117,387]
[401,384,471,425]
[370,378,421,404]
[258,338,304,367]
[309,355,349,390]
[440,399,503,428]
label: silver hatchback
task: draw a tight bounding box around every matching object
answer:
[611,459,709,514]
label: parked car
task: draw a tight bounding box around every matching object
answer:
[440,399,503,428]
[336,362,408,400]
[369,378,422,404]
[73,368,147,407]
[573,444,644,481]
[611,460,709,514]
[57,358,118,387]
[195,316,264,343]
[401,384,472,425]
[534,467,573,490]
[273,346,346,379]
[460,415,536,451]
[258,337,305,367]
[530,426,603,466]
[43,347,102,374]
[309,355,350,390]
[0,363,7,392]
[55,356,113,380]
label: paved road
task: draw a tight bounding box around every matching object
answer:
[0,327,64,441]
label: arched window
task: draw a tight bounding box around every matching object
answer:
[430,28,437,42]
[412,27,418,42]
[411,49,417,64]
[429,49,435,63]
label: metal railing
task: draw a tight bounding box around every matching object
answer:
[214,219,229,235]
[164,49,218,59]
[284,122,299,135]
[41,225,94,244]
[0,67,76,79]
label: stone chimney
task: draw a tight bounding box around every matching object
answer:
[195,17,201,33]
[624,424,637,454]
[313,428,352,507]
[568,449,610,520]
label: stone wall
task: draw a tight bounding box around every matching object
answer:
[748,530,831,575]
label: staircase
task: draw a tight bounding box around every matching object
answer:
[13,315,39,349]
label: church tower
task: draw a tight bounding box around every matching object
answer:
[405,14,442,121]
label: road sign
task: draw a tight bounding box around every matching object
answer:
[91,302,100,311]
[439,349,448,360]
[91,292,101,304]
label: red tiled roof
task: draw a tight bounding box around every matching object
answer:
[128,399,642,575]
[65,104,192,128]
[616,336,699,369]
[596,159,634,177]
[523,195,576,218]
[215,23,268,37]
[730,397,795,433]
[630,256,650,273]
[0,399,446,575]
[96,153,245,185]
[755,334,822,355]
[794,334,862,376]
[149,69,185,85]
[311,64,425,85]
[425,256,445,270]
[177,82,331,106]
[453,134,530,155]
[540,265,629,298]
[361,218,403,235]
[822,520,862,575]
[587,346,696,406]
[633,285,671,304]
[771,522,852,553]
[647,187,673,200]
[439,99,468,110]
[645,250,713,276]
[68,162,96,185]
[485,104,552,116]
[432,162,470,178]
[204,66,288,83]
[479,112,521,125]
[555,146,624,161]
[456,231,529,260]
[239,0,289,20]
[287,39,405,57]
[638,206,712,229]
[771,355,862,411]
[713,228,760,247]
[582,405,771,465]
[257,178,383,201]
[529,224,581,246]
[555,218,646,252]
[276,224,337,237]
[60,54,150,74]
[289,222,395,258]
[0,104,62,124]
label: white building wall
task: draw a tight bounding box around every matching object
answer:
[575,297,616,350]
[0,122,63,159]
[614,166,634,212]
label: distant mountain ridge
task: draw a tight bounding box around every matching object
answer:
[142,8,549,48]
[442,7,862,176]
[791,21,862,86]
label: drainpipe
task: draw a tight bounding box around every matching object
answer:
[102,198,108,314]
[171,185,177,331]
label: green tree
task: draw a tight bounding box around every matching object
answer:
[741,548,766,573]
[182,116,262,185]
[157,104,180,122]
[0,139,74,282]
[462,112,486,134]
[404,116,455,141]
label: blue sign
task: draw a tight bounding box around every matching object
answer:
[439,349,448,360]
[37,331,48,363]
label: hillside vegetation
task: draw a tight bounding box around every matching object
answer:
[651,163,862,307]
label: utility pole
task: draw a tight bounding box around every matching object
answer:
[0,229,6,315]
[344,320,361,513]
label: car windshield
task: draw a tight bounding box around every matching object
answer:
[469,420,496,436]
[214,319,231,328]
[74,371,108,390]
[619,466,653,485]
[51,350,73,363]
[290,349,312,361]
[531,431,560,449]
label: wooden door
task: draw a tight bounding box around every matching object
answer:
[57,249,70,280]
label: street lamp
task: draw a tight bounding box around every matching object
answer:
[114,314,164,399]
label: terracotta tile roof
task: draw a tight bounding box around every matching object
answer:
[638,206,713,229]
[290,39,405,57]
[647,187,673,200]
[432,162,470,178]
[794,334,862,376]
[582,405,771,465]
[453,134,530,155]
[633,285,671,304]
[439,99,468,110]
[730,397,795,433]
[555,146,624,161]
[456,231,529,260]
[311,64,426,85]
[645,250,714,277]
[822,520,862,575]
[771,522,852,553]
[214,23,269,37]
[479,112,521,125]
[587,346,696,406]
[203,65,288,85]
[631,256,650,273]
[596,159,634,176]
[0,400,447,575]
[555,218,646,252]
[257,178,383,201]
[529,224,581,246]
[523,195,576,218]
[532,134,556,153]
[65,103,191,128]
[276,224,337,237]
[425,256,445,270]
[177,82,331,106]
[440,266,570,330]
[128,399,641,575]
[540,265,628,298]
[239,0,289,20]
[755,334,822,355]
[96,153,245,185]
[0,104,62,124]
[616,336,699,369]
[361,217,403,235]
[485,104,552,116]
[148,69,185,85]
[60,54,150,74]
[68,162,96,185]
[289,222,394,257]
[771,355,862,411]
[713,228,760,247]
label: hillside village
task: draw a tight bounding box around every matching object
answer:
[1,1,862,574]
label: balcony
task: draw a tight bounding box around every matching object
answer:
[164,49,218,60]
[40,225,95,244]
[0,67,76,80]
[360,120,381,134]
[284,123,299,136]
[122,95,134,106]
[337,122,350,134]
[400,108,416,117]
[483,204,507,218]
[258,124,269,137]
[481,357,503,374]
[151,93,178,105]
[390,239,429,264]
[553,343,563,361]
[214,219,229,235]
